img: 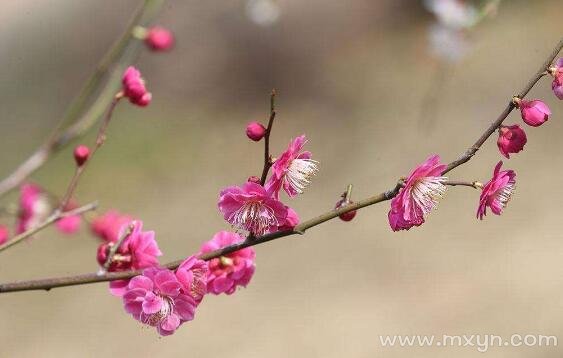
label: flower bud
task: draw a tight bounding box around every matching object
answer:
[496,124,527,159]
[335,198,357,222]
[73,145,90,166]
[122,66,152,107]
[246,121,266,141]
[145,26,175,51]
[514,98,550,127]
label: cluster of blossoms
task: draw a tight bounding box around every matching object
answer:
[388,57,562,230]
[3,19,560,341]
[89,210,257,334]
[220,132,319,236]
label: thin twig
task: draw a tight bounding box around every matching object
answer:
[444,180,482,189]
[58,95,122,210]
[443,37,563,174]
[102,222,135,271]
[259,89,277,185]
[0,202,98,253]
[0,0,166,199]
[0,37,561,294]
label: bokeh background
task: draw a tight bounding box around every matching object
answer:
[0,0,562,357]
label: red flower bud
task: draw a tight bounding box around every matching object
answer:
[335,198,357,222]
[73,145,90,166]
[246,122,266,141]
[145,26,175,51]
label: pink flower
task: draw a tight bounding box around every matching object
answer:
[246,122,266,141]
[175,255,209,304]
[55,215,81,234]
[16,183,50,234]
[388,155,447,231]
[516,99,550,127]
[477,161,516,220]
[73,145,90,166]
[91,210,134,242]
[121,66,152,107]
[0,225,9,245]
[550,58,563,100]
[122,267,198,336]
[265,135,319,199]
[145,26,175,51]
[96,220,162,296]
[278,206,299,231]
[200,231,255,295]
[496,124,527,158]
[218,182,288,235]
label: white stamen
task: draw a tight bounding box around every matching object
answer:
[142,295,174,326]
[285,158,319,194]
[229,201,278,235]
[495,182,515,209]
[411,176,447,214]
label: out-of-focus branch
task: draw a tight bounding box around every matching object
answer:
[0,0,166,198]
[0,202,98,253]
[58,95,122,211]
[0,37,561,294]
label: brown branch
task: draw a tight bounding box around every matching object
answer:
[0,202,98,253]
[0,37,561,294]
[444,180,482,189]
[0,184,401,293]
[443,37,563,174]
[0,0,166,199]
[259,89,277,185]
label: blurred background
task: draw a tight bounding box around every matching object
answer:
[0,0,561,357]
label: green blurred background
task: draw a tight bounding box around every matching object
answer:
[0,0,562,357]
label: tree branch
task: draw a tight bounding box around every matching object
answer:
[0,0,166,198]
[0,202,98,253]
[443,37,563,174]
[0,37,561,294]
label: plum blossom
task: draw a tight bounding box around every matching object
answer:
[477,161,516,220]
[200,231,256,295]
[497,124,527,159]
[91,210,135,242]
[96,220,162,296]
[122,267,198,336]
[16,183,50,234]
[388,155,447,231]
[121,66,151,107]
[55,214,81,235]
[278,206,299,231]
[549,58,563,99]
[265,135,318,199]
[175,255,209,304]
[218,182,287,235]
